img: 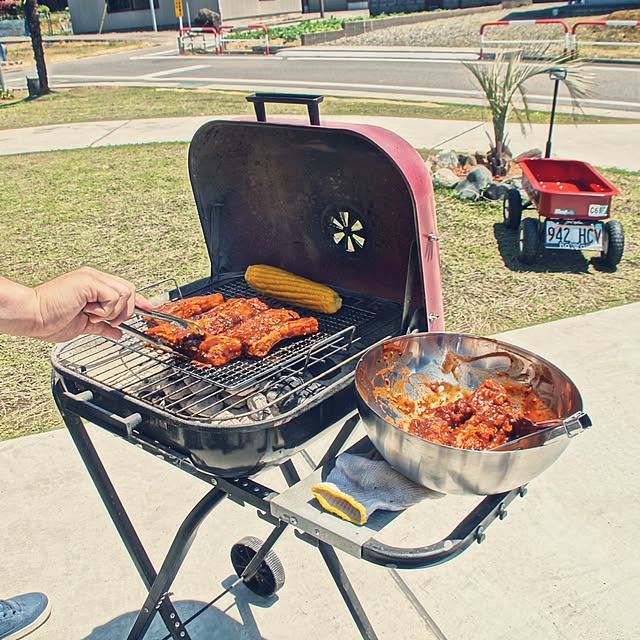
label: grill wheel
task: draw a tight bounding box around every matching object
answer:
[230,536,286,597]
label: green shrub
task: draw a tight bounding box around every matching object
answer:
[225,17,345,43]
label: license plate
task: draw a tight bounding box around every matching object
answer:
[588,204,608,218]
[544,220,604,251]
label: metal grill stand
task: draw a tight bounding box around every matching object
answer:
[54,378,523,640]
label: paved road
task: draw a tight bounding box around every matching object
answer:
[3,40,639,115]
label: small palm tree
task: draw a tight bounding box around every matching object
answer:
[464,50,591,176]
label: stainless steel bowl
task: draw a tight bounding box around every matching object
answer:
[355,333,587,496]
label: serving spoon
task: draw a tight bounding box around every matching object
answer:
[493,411,592,451]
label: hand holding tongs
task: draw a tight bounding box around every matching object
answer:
[91,306,202,358]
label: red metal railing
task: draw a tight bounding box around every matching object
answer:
[218,23,270,55]
[177,26,218,55]
[479,19,570,60]
[571,20,640,56]
[177,24,270,56]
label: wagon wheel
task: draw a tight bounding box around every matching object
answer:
[597,220,625,268]
[230,536,285,598]
[517,218,539,265]
[503,189,523,230]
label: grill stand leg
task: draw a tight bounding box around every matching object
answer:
[238,521,288,583]
[318,542,379,640]
[63,411,225,640]
[126,488,227,640]
[279,418,378,640]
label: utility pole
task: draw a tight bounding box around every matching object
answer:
[149,0,158,31]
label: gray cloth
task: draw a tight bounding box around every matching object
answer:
[312,453,441,525]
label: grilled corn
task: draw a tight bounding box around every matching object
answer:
[245,264,343,314]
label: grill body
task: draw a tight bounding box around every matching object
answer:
[51,102,444,478]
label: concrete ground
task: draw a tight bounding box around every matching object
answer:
[1,115,639,171]
[3,302,639,640]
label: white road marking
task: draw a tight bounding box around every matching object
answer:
[141,64,210,78]
[277,55,476,63]
[46,75,640,111]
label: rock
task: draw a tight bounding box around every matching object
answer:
[193,8,221,28]
[515,148,543,161]
[464,166,493,188]
[475,151,488,165]
[484,182,510,201]
[435,150,460,169]
[457,153,477,168]
[456,185,480,200]
[432,168,460,189]
[455,166,493,200]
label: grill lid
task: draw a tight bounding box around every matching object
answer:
[188,94,443,329]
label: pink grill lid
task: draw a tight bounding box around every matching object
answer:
[188,117,444,331]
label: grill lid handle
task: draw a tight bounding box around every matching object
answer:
[246,92,324,126]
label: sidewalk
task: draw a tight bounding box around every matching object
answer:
[3,302,639,640]
[1,115,639,170]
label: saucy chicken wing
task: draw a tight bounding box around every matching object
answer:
[143,294,319,367]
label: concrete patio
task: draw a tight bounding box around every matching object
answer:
[3,302,639,640]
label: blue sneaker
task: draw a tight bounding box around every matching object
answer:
[0,594,51,640]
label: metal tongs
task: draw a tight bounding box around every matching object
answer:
[133,306,202,332]
[115,307,203,359]
[493,411,592,451]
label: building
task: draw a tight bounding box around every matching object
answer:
[66,0,640,34]
[68,0,303,34]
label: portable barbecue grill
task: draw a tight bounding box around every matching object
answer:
[51,94,536,640]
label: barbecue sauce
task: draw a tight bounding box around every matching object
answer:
[391,379,554,451]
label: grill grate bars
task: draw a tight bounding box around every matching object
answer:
[54,277,399,423]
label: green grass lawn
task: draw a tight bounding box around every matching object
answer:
[1,86,636,131]
[2,142,638,440]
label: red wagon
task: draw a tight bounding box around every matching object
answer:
[502,158,624,267]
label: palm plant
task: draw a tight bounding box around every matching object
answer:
[464,50,592,177]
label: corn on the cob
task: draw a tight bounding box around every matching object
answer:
[245,264,342,314]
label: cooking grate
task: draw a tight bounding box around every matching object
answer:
[56,277,379,393]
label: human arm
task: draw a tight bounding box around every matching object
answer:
[0,267,152,342]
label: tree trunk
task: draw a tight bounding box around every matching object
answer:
[490,116,509,177]
[24,0,49,96]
